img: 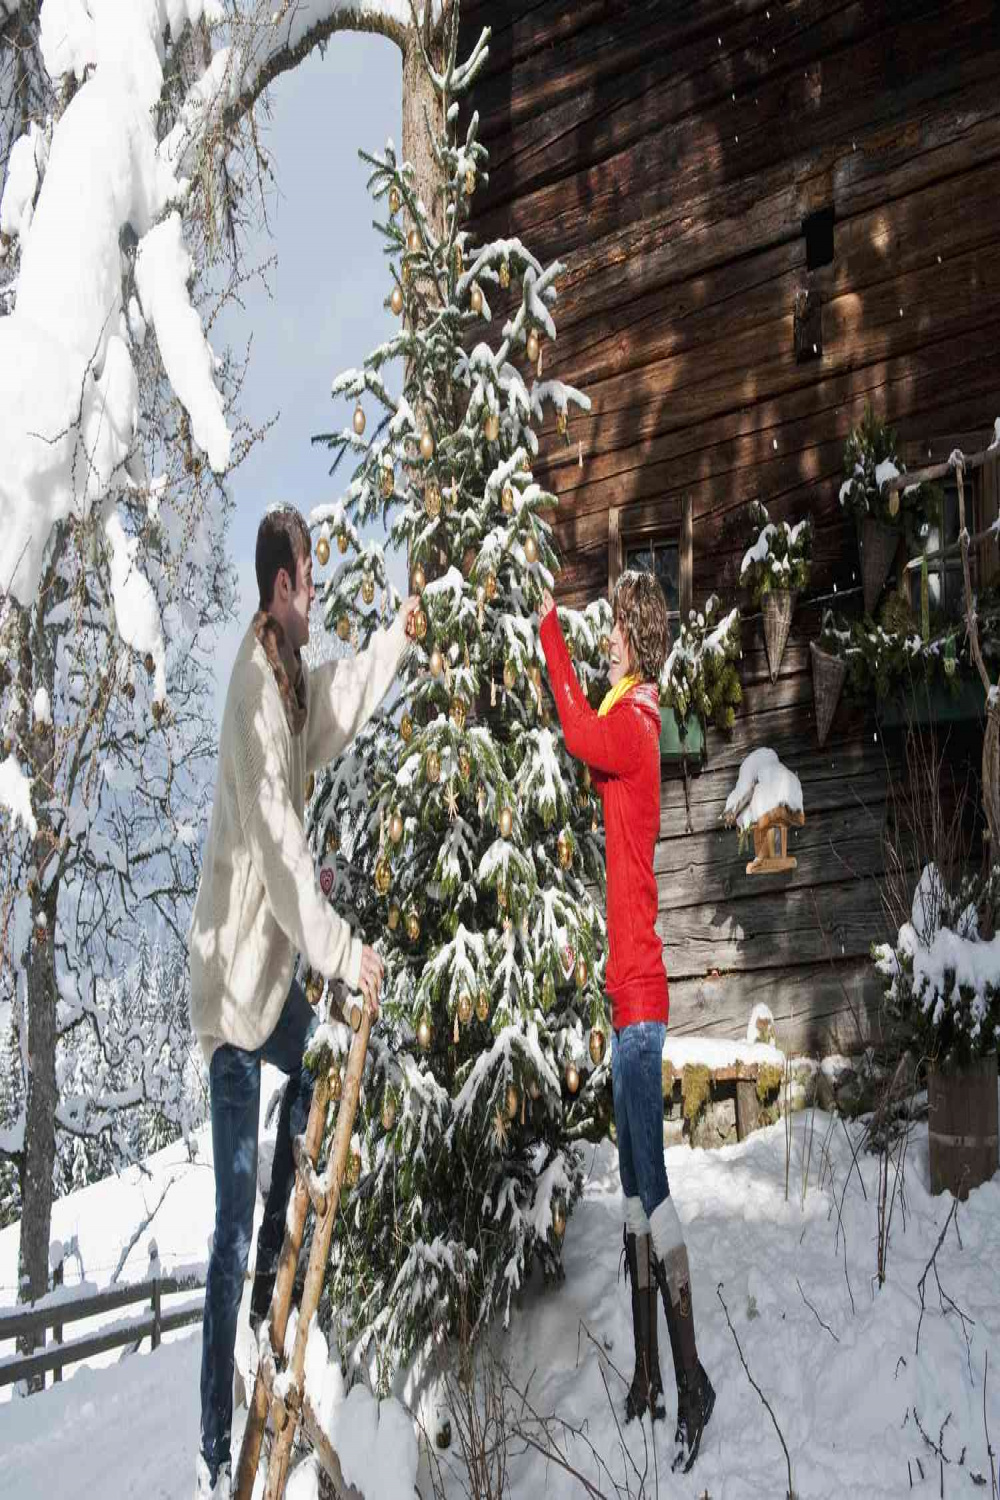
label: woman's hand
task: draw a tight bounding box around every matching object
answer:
[540,589,555,619]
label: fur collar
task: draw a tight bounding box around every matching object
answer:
[252,611,307,735]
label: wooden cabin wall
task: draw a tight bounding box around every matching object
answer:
[461,0,1000,1055]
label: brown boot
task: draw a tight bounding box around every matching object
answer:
[654,1246,715,1471]
[623,1228,665,1423]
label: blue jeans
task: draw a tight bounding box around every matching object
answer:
[199,979,317,1480]
[611,1020,670,1220]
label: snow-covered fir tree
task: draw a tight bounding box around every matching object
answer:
[302,10,617,1379]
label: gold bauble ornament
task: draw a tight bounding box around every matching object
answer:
[388,185,401,215]
[388,902,401,932]
[458,750,472,781]
[381,1093,397,1131]
[389,811,404,844]
[400,712,413,743]
[429,647,444,679]
[526,329,540,363]
[346,1146,362,1187]
[390,284,404,316]
[582,765,591,789]
[420,429,435,462]
[557,409,568,436]
[424,482,441,519]
[406,227,419,254]
[412,607,428,641]
[589,1027,606,1066]
[575,956,588,989]
[503,659,516,691]
[523,534,538,565]
[470,283,483,315]
[337,615,351,642]
[464,165,476,196]
[326,824,339,855]
[353,404,366,436]
[361,575,375,606]
[499,806,513,839]
[457,992,473,1026]
[501,483,514,515]
[380,461,394,498]
[556,831,572,869]
[329,1066,343,1102]
[305,772,315,801]
[143,651,155,677]
[505,1083,519,1121]
[151,700,164,724]
[565,1061,580,1095]
[552,1199,567,1240]
[599,633,610,655]
[499,259,511,289]
[453,242,463,276]
[417,1012,432,1049]
[316,535,330,566]
[484,411,500,443]
[425,749,441,783]
[476,989,490,1023]
[450,697,467,730]
[374,858,392,896]
[484,570,498,601]
[337,531,349,554]
[412,563,426,593]
[406,910,421,942]
[401,259,411,286]
[530,663,542,691]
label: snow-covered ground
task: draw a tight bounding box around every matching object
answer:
[3,1080,1000,1498]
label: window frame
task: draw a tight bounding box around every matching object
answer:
[608,494,693,619]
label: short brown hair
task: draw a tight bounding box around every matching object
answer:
[256,506,310,610]
[611,568,670,683]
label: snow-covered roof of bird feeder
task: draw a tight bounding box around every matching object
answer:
[723,747,805,875]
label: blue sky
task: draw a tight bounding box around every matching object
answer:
[211,32,405,719]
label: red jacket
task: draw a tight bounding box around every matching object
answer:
[540,610,669,1031]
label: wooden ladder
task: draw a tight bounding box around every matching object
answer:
[234,1002,371,1500]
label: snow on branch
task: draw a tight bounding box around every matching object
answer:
[0,753,38,837]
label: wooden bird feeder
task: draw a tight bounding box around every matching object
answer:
[744,804,805,875]
[723,748,805,876]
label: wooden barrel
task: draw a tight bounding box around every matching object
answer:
[928,1052,999,1200]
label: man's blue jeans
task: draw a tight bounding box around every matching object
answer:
[611,1020,670,1219]
[199,979,317,1481]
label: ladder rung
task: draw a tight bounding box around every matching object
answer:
[292,1134,327,1218]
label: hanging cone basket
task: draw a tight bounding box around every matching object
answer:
[762,589,796,683]
[810,640,848,747]
[860,516,900,615]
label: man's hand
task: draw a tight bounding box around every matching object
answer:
[540,589,556,620]
[401,594,422,638]
[358,944,385,1019]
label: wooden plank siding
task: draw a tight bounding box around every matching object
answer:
[461,0,1000,1055]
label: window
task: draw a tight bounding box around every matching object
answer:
[625,538,680,621]
[906,472,981,624]
[802,205,835,271]
[608,494,692,621]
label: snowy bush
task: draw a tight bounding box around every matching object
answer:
[873,863,1000,1067]
[739,501,812,605]
[661,594,742,730]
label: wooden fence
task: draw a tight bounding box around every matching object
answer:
[0,1270,205,1390]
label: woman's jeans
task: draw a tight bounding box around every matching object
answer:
[611,1019,670,1219]
[199,980,317,1481]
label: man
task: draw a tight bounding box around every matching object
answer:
[539,572,714,1474]
[189,505,417,1496]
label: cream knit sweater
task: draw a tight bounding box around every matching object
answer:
[189,612,408,1063]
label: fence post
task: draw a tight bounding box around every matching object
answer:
[151,1276,161,1351]
[51,1253,64,1386]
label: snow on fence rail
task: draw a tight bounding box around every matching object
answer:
[0,1269,205,1390]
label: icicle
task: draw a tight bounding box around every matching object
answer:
[578,440,583,470]
[490,678,497,707]
[454,1011,460,1045]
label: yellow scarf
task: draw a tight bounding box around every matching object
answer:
[597,672,639,718]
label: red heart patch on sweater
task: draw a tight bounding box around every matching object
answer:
[320,866,334,896]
